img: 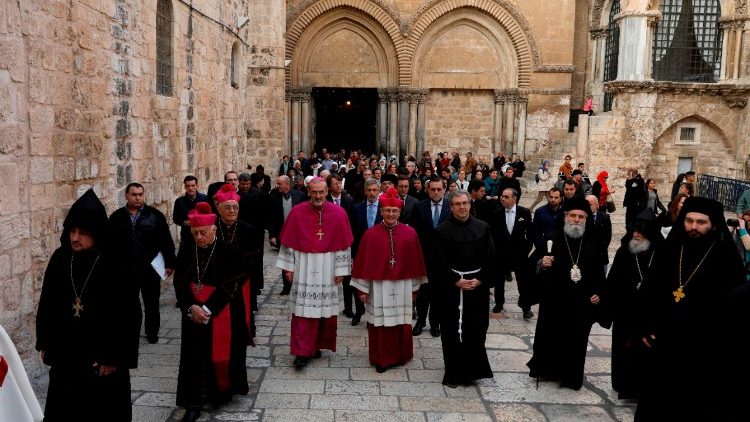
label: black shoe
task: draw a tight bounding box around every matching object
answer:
[293,356,309,369]
[182,408,201,422]
[312,350,322,359]
[351,314,362,326]
[523,310,534,319]
[279,289,291,296]
[429,327,440,337]
[492,305,503,313]
[375,364,387,373]
[343,309,354,318]
[443,382,458,389]
[412,322,425,336]
[147,335,159,344]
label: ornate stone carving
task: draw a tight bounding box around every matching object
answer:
[287,87,312,102]
[737,0,747,15]
[590,27,608,39]
[719,14,750,29]
[415,89,428,104]
[287,0,403,30]
[523,88,573,95]
[591,0,605,30]
[535,65,576,73]
[377,89,389,103]
[613,10,661,22]
[604,81,750,108]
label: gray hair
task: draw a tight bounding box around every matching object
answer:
[447,189,470,204]
[503,187,519,199]
[364,178,380,188]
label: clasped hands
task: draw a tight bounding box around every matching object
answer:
[188,304,210,324]
[541,255,555,268]
[455,278,480,290]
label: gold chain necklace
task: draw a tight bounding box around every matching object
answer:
[382,221,399,269]
[673,242,715,303]
[194,240,217,294]
[70,254,100,317]
[634,250,655,289]
[563,234,584,283]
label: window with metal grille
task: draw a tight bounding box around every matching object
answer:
[652,0,722,82]
[156,0,173,96]
[603,0,621,112]
[680,127,696,141]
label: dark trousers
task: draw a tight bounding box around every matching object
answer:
[139,269,161,338]
[415,282,438,327]
[495,263,533,312]
[46,364,132,422]
[342,276,364,315]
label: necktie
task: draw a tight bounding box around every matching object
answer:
[334,198,340,206]
[367,203,376,228]
[432,203,440,228]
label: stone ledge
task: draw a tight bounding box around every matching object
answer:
[604,81,750,108]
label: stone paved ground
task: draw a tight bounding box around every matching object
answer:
[32,200,637,421]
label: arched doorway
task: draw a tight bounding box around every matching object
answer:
[313,87,378,154]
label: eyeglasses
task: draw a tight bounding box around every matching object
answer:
[222,204,239,211]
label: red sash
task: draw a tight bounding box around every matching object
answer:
[241,278,253,342]
[190,283,231,392]
[0,355,8,387]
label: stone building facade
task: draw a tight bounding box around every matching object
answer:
[0,0,285,376]
[2,0,749,375]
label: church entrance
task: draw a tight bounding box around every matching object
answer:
[313,87,377,154]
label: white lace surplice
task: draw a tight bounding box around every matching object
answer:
[276,246,351,318]
[350,277,425,327]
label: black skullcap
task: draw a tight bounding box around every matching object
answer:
[381,173,398,185]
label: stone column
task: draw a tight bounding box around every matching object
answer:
[284,91,291,157]
[398,88,410,161]
[516,93,528,158]
[377,89,388,155]
[492,90,504,153]
[733,27,743,79]
[408,93,418,157]
[504,92,516,155]
[290,90,301,154]
[616,12,658,81]
[388,89,398,159]
[416,91,427,158]
[300,88,311,154]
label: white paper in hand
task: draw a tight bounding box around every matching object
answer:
[151,252,167,280]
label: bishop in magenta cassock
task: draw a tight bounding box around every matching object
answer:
[351,187,427,373]
[276,177,353,369]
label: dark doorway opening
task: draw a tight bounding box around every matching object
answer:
[313,87,377,154]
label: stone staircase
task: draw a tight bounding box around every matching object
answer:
[518,126,579,197]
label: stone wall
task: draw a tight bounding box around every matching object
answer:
[423,89,494,156]
[0,0,285,377]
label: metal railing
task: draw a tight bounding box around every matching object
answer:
[697,174,750,212]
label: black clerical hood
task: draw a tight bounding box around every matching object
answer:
[60,188,109,247]
[563,196,592,216]
[628,209,662,244]
[669,196,731,243]
[206,181,225,213]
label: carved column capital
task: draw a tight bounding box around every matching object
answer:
[377,88,389,103]
[287,86,312,102]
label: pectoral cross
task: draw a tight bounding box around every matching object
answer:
[316,228,325,240]
[194,282,203,294]
[673,286,685,303]
[72,297,84,317]
[389,257,396,268]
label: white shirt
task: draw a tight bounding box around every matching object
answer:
[505,204,516,234]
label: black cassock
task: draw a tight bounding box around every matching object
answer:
[217,220,262,329]
[174,241,250,408]
[432,216,495,385]
[36,248,136,421]
[604,244,655,399]
[635,237,746,421]
[527,231,605,390]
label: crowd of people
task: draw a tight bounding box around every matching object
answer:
[22,147,749,422]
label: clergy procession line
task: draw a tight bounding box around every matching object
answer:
[23,149,750,422]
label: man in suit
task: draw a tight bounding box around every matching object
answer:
[327,173,361,322]
[490,188,535,318]
[396,175,418,224]
[498,167,522,203]
[586,195,612,273]
[350,179,383,325]
[468,179,494,222]
[268,175,305,294]
[238,172,269,293]
[410,177,451,337]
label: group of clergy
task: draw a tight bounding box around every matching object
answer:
[32,172,749,422]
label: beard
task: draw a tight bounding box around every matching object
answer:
[628,237,651,254]
[563,221,585,239]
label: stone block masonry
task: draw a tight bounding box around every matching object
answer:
[0,0,285,377]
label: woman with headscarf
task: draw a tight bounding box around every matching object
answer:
[591,171,613,211]
[530,160,555,210]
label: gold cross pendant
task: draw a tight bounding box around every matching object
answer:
[194,282,203,294]
[673,286,685,303]
[72,297,84,317]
